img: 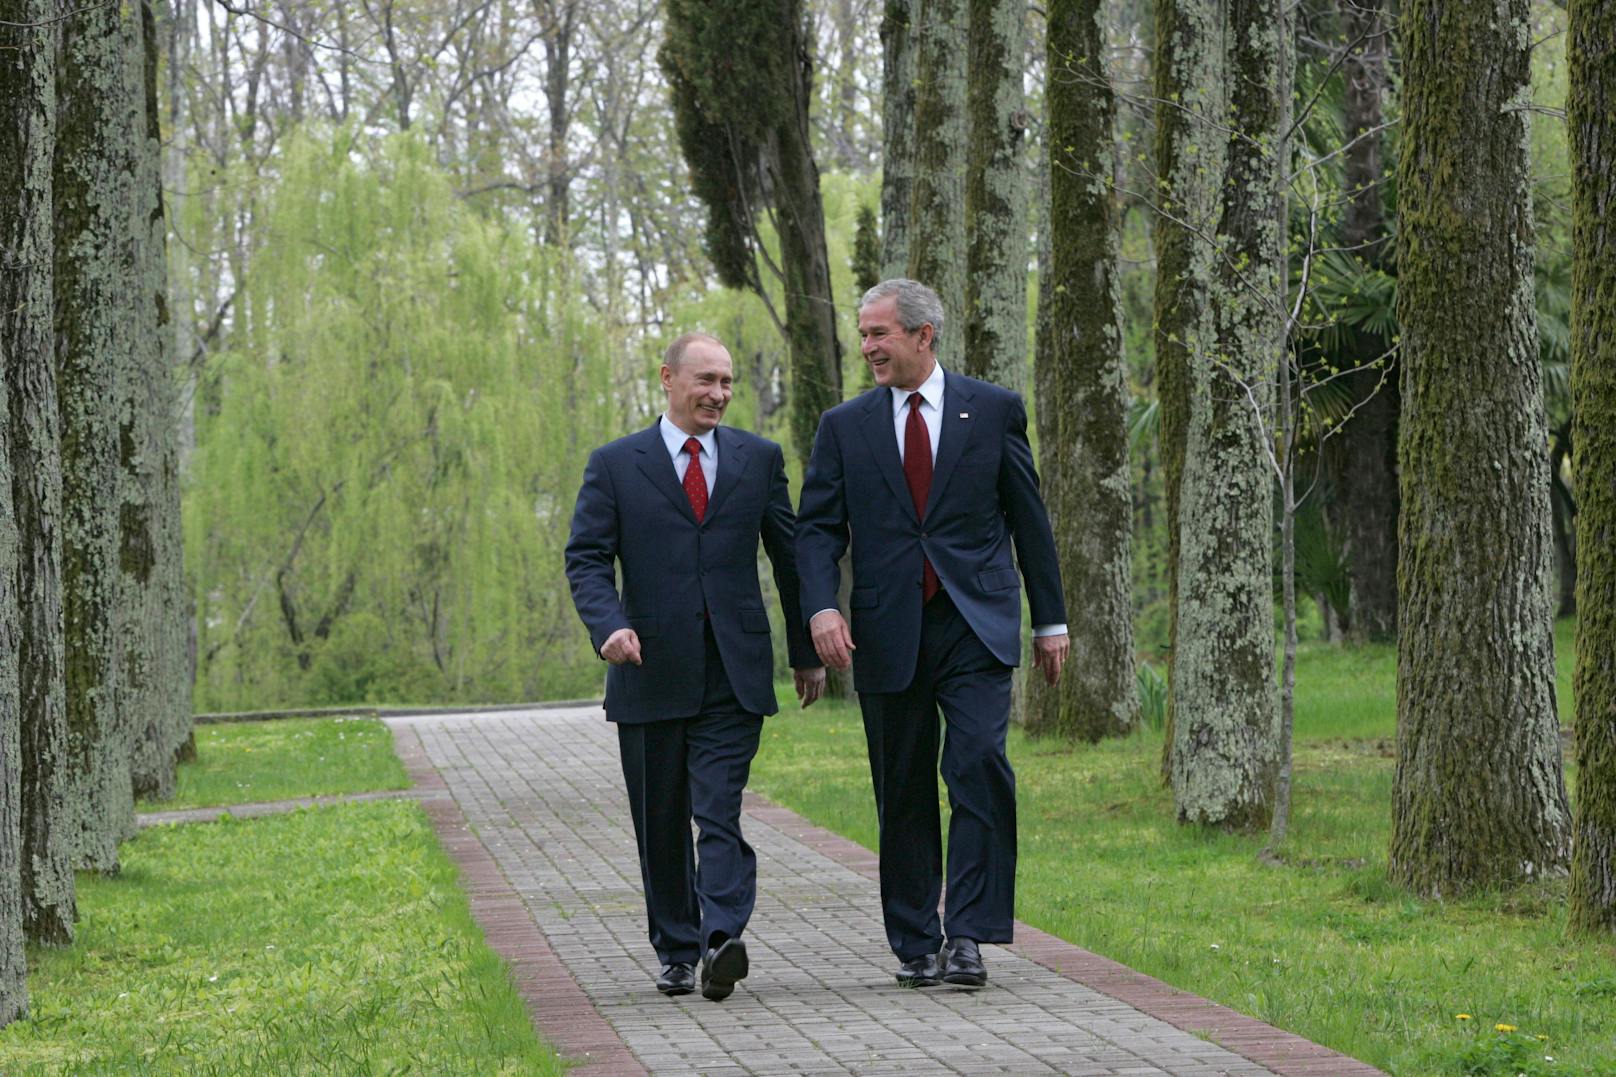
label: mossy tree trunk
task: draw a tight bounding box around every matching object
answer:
[1151,0,1224,780]
[1169,0,1283,831]
[1327,0,1398,643]
[879,0,917,281]
[1388,0,1570,896]
[906,0,967,368]
[962,0,1026,393]
[124,0,192,803]
[1025,0,1136,742]
[55,0,141,872]
[3,0,76,946]
[1568,0,1616,935]
[0,343,24,1027]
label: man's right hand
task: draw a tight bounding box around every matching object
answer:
[601,627,642,666]
[809,610,855,671]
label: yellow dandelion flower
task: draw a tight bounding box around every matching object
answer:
[1455,1014,1472,1021]
[1495,1023,1517,1033]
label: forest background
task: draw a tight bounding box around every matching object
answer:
[177,0,1578,713]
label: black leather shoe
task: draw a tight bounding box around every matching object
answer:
[895,952,941,988]
[700,938,749,1001]
[656,962,696,995]
[941,937,987,988]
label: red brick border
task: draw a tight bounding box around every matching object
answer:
[742,791,1385,1077]
[391,723,647,1077]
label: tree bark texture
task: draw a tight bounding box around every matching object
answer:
[1328,0,1398,641]
[124,0,192,803]
[1389,0,1571,896]
[962,0,1026,392]
[2,0,76,945]
[55,0,141,872]
[1151,0,1225,779]
[906,0,967,369]
[0,340,24,1026]
[879,0,917,280]
[1170,0,1283,830]
[1568,0,1616,935]
[1026,0,1136,741]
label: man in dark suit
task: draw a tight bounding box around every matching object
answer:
[796,279,1068,989]
[565,332,823,1001]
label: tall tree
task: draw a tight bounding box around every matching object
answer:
[3,0,75,943]
[124,0,191,802]
[1027,0,1136,741]
[1568,0,1616,935]
[906,0,967,368]
[0,342,23,1026]
[962,0,1026,391]
[1169,0,1285,830]
[879,0,917,279]
[55,0,142,870]
[1151,0,1225,779]
[660,0,842,467]
[1388,0,1570,895]
[1324,0,1398,642]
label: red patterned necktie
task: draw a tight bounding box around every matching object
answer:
[683,436,708,522]
[903,394,939,603]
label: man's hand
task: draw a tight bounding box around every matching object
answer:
[601,627,643,666]
[794,666,827,708]
[1032,632,1069,686]
[809,610,855,670]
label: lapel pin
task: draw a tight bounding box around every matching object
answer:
[959,412,969,419]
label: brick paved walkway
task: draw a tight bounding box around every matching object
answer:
[392,706,1383,1077]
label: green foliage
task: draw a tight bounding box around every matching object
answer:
[851,202,880,296]
[1136,660,1168,732]
[750,623,1608,1074]
[0,800,562,1074]
[142,718,408,811]
[187,128,615,710]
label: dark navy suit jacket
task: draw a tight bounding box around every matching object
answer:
[795,372,1066,694]
[565,421,817,723]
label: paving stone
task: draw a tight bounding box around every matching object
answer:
[392,708,1385,1077]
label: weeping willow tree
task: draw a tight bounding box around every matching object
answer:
[188,130,615,709]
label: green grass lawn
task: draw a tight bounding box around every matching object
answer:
[751,624,1613,1076]
[142,717,409,811]
[3,722,564,1075]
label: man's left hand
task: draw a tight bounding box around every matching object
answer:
[1032,632,1069,686]
[794,666,827,708]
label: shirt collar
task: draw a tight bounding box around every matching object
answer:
[660,414,717,458]
[892,361,945,416]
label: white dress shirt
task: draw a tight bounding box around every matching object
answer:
[661,414,717,493]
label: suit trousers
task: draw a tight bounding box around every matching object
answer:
[857,591,1016,960]
[616,622,762,966]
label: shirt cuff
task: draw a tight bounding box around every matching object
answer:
[810,608,840,621]
[1033,624,1067,637]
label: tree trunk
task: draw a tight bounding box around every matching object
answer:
[55,0,140,872]
[879,0,916,280]
[1151,0,1224,780]
[906,0,967,369]
[125,0,191,803]
[2,0,76,945]
[1328,0,1398,642]
[1388,0,1570,896]
[962,0,1026,392]
[1568,0,1616,935]
[1026,0,1136,742]
[1170,0,1283,831]
[541,0,577,248]
[773,14,843,472]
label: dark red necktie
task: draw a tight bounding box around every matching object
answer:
[903,394,939,603]
[682,436,708,522]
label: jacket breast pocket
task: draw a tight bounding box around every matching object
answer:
[740,608,771,633]
[630,615,659,637]
[850,586,879,609]
[977,568,1018,593]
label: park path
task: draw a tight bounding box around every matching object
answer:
[388,706,1384,1077]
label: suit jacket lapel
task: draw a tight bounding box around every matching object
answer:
[703,426,745,523]
[859,389,918,522]
[925,373,976,518]
[633,421,699,526]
